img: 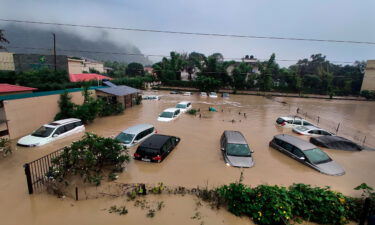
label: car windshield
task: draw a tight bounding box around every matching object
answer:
[226,143,251,157]
[115,133,135,144]
[210,92,217,95]
[31,126,55,137]
[304,148,332,164]
[160,111,174,118]
[176,104,187,109]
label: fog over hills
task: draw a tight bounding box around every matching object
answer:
[1,24,151,65]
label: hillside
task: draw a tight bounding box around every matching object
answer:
[1,24,151,65]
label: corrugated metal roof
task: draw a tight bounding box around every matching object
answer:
[96,85,141,96]
[0,86,106,101]
[103,81,117,87]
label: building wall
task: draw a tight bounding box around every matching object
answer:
[13,54,68,72]
[361,60,375,91]
[0,52,15,71]
[68,59,84,74]
[3,90,94,139]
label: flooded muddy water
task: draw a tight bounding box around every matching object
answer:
[0,91,374,225]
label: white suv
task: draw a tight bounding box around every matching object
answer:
[157,108,181,122]
[17,118,85,147]
[115,124,156,148]
[276,116,314,128]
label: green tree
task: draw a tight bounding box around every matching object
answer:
[126,62,144,76]
[232,63,252,90]
[195,76,221,92]
[258,53,278,91]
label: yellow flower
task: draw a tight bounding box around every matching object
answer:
[258,218,260,221]
[339,198,346,204]
[286,216,290,220]
[258,211,262,217]
[280,206,283,209]
[283,211,286,214]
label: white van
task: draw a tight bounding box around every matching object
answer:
[175,101,192,113]
[17,118,85,147]
[115,124,156,148]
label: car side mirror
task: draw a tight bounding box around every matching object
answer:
[250,150,254,153]
[221,147,224,151]
[52,134,58,138]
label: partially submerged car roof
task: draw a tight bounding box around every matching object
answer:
[224,131,247,145]
[140,134,171,150]
[310,136,363,151]
[121,124,154,135]
[177,101,190,105]
[274,134,316,151]
[48,118,81,127]
[164,108,179,112]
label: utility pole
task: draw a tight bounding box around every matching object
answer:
[52,33,57,72]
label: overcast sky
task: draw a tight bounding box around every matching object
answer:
[1,0,374,66]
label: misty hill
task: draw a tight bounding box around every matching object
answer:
[1,24,151,65]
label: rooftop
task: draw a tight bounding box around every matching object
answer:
[121,124,154,134]
[0,83,37,94]
[140,134,171,150]
[69,73,112,82]
[96,85,141,96]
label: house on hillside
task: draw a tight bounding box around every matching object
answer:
[0,52,15,71]
[68,57,105,74]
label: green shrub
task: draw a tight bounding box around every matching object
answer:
[361,90,375,100]
[187,108,198,115]
[47,133,130,185]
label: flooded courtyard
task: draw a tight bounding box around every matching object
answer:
[1,91,374,225]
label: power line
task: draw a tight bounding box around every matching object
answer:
[3,46,357,64]
[1,19,374,45]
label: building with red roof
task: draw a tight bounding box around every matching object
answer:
[69,73,112,83]
[0,84,37,96]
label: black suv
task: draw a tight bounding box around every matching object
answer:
[134,134,180,163]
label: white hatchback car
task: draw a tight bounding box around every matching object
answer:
[276,116,314,128]
[293,126,334,136]
[17,118,85,147]
[157,108,181,122]
[175,101,192,113]
[209,92,218,98]
[115,124,156,148]
[200,92,207,97]
[183,92,192,96]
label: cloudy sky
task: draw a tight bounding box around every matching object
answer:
[1,0,374,66]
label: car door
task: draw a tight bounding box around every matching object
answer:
[65,122,76,136]
[52,126,67,140]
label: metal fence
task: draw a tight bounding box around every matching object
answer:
[296,108,375,149]
[24,148,63,194]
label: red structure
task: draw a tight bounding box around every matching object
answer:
[0,84,37,95]
[69,73,112,82]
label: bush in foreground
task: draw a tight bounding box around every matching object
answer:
[47,133,130,186]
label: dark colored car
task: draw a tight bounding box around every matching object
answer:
[134,134,180,163]
[269,134,345,176]
[310,136,363,151]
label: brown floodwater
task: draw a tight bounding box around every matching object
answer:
[0,91,374,225]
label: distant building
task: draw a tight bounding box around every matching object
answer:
[0,83,37,96]
[144,66,154,75]
[13,53,68,72]
[69,73,112,82]
[0,52,15,71]
[180,68,199,81]
[361,60,375,91]
[68,57,105,74]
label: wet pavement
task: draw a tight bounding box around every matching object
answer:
[0,91,374,225]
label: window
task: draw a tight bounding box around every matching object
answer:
[320,131,331,136]
[303,121,313,126]
[282,142,294,152]
[175,110,180,116]
[304,148,331,164]
[65,123,75,131]
[74,121,83,127]
[293,120,302,125]
[226,143,251,156]
[32,126,55,137]
[54,126,66,135]
[116,133,135,144]
[292,147,305,158]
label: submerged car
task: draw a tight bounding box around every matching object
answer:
[115,124,156,148]
[222,93,230,98]
[17,118,85,147]
[157,108,181,122]
[183,92,192,96]
[134,134,180,162]
[310,136,363,151]
[209,92,218,98]
[293,125,333,136]
[276,116,314,128]
[175,101,192,113]
[220,131,254,168]
[200,92,207,97]
[269,134,345,176]
[170,91,182,94]
[142,95,160,100]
